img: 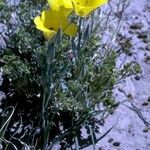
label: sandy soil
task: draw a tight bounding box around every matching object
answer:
[84,0,150,149]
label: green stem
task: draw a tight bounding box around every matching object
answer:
[77,17,82,58]
[41,43,55,149]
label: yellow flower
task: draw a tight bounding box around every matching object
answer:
[48,0,73,10]
[72,0,108,17]
[34,7,77,40]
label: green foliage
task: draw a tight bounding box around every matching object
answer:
[120,61,142,78]
[3,54,30,79]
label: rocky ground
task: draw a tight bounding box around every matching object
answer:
[84,0,150,149]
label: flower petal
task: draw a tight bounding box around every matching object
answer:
[48,0,73,10]
[41,10,59,30]
[34,16,56,39]
[34,16,50,32]
[64,23,77,36]
[72,0,108,17]
[88,0,108,7]
[72,1,93,17]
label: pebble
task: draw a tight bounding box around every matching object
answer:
[142,102,149,106]
[137,32,148,39]
[143,127,149,133]
[146,44,150,51]
[109,110,114,115]
[134,75,140,80]
[127,93,134,100]
[147,97,150,102]
[108,138,114,143]
[129,23,143,30]
[129,30,134,34]
[113,141,120,147]
[144,56,150,63]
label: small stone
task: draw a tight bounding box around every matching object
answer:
[129,30,134,34]
[142,102,149,106]
[113,142,120,147]
[137,32,148,39]
[147,97,150,102]
[143,127,149,133]
[134,75,140,80]
[146,44,150,51]
[108,138,114,143]
[130,23,143,30]
[118,87,124,93]
[128,51,133,56]
[144,53,147,56]
[144,56,150,63]
[132,133,135,136]
[127,93,134,100]
[99,147,104,150]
